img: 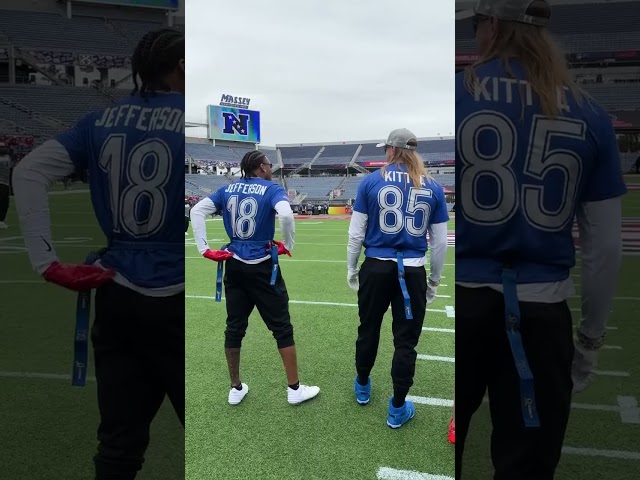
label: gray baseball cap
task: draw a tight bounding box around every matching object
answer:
[376,128,418,150]
[474,0,550,26]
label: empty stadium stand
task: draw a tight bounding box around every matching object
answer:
[284,176,343,201]
[312,144,359,167]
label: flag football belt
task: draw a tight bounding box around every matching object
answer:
[72,250,101,386]
[502,267,540,428]
[73,241,179,387]
[396,252,413,320]
[215,242,279,302]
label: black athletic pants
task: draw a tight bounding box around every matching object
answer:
[223,257,294,349]
[355,257,427,392]
[0,183,9,222]
[91,282,185,480]
[184,216,189,233]
[455,285,574,480]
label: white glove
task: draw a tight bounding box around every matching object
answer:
[426,277,439,305]
[571,331,602,394]
[347,269,359,291]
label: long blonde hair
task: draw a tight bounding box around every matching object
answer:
[380,148,430,189]
[464,3,588,118]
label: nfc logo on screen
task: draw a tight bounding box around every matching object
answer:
[222,112,250,136]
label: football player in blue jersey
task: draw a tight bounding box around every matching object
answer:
[455,1,626,478]
[347,128,449,428]
[12,28,185,480]
[190,150,320,406]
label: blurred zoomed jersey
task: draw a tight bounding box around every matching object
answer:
[353,163,450,258]
[55,92,185,289]
[209,177,290,260]
[455,59,627,284]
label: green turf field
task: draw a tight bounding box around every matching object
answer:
[185,218,456,480]
[0,188,184,480]
[462,179,640,479]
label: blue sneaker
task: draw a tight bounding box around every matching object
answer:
[354,376,371,405]
[387,397,416,428]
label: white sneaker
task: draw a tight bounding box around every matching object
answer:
[0,222,7,229]
[228,383,249,405]
[287,384,320,405]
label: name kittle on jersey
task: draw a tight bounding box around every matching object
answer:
[94,104,185,133]
[383,170,430,189]
[473,76,571,113]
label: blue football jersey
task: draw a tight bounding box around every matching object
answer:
[354,164,450,259]
[209,177,290,261]
[55,92,185,288]
[455,59,627,284]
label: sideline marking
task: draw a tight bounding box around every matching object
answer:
[593,370,630,377]
[407,396,453,407]
[617,396,640,424]
[417,355,455,363]
[562,447,640,460]
[377,467,453,480]
[0,371,96,382]
[423,327,454,333]
[186,295,448,313]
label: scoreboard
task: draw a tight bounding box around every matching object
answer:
[207,105,261,144]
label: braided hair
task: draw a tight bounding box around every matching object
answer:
[240,150,268,179]
[131,28,184,97]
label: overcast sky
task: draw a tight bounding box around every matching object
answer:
[186,0,455,145]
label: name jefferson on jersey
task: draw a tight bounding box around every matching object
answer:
[225,182,268,195]
[94,104,184,134]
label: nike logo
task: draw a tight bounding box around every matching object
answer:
[41,236,52,252]
[202,239,208,246]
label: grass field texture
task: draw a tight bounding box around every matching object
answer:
[462,179,640,479]
[185,218,456,480]
[0,188,184,480]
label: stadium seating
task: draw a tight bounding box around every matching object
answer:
[279,146,322,168]
[354,142,386,165]
[284,176,343,200]
[0,10,161,55]
[340,176,365,199]
[0,85,127,127]
[312,144,359,167]
[185,174,230,196]
[583,83,640,109]
[456,3,640,52]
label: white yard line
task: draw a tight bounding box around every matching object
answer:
[562,447,640,460]
[417,355,455,363]
[445,306,455,318]
[423,327,454,333]
[377,467,453,480]
[186,295,449,313]
[593,370,630,377]
[0,371,96,382]
[406,396,453,407]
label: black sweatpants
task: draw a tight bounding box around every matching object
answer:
[455,285,574,480]
[355,257,427,392]
[0,183,9,222]
[184,216,189,233]
[91,282,185,480]
[223,257,294,349]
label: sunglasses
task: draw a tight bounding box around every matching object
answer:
[262,162,273,168]
[472,14,489,33]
